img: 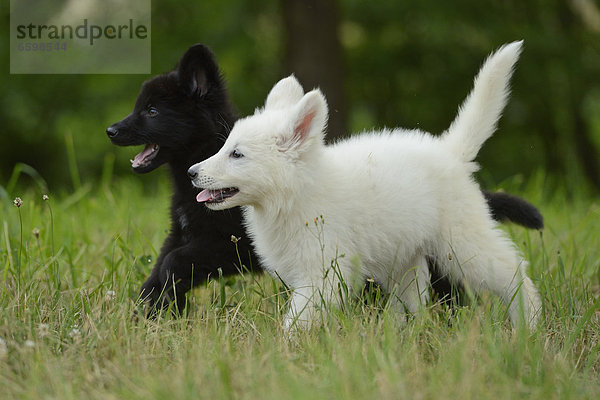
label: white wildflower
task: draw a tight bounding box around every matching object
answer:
[69,327,81,343]
[37,323,50,338]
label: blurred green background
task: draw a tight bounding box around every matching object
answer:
[2,0,599,196]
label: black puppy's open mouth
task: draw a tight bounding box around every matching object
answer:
[131,144,160,168]
[196,188,239,204]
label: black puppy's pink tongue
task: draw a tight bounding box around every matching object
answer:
[131,144,158,168]
[196,189,213,203]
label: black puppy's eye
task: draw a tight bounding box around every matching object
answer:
[147,106,158,117]
[230,149,243,159]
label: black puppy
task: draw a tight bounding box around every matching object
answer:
[107,44,543,314]
[107,45,253,314]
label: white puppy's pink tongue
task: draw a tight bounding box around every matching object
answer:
[196,189,213,203]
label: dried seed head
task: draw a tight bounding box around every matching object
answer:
[37,323,49,338]
[0,338,7,360]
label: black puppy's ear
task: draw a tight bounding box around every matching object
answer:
[177,44,220,98]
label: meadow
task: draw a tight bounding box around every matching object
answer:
[1,171,599,399]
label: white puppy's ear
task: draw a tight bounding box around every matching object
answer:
[265,75,304,109]
[278,89,328,153]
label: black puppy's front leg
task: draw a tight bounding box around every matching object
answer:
[139,268,178,316]
[140,242,217,317]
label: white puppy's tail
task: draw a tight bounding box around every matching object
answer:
[442,41,523,162]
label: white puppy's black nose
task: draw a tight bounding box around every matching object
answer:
[187,167,198,179]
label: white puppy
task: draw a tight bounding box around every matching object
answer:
[188,41,541,329]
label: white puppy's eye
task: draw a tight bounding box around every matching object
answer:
[230,149,244,159]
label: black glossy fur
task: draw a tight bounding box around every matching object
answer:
[483,191,543,229]
[107,44,543,314]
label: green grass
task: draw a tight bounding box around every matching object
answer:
[1,175,599,399]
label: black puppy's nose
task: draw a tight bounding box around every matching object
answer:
[187,167,198,179]
[106,126,118,138]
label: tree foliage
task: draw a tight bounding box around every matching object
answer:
[1,0,598,192]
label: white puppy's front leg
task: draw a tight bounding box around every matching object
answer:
[283,284,321,331]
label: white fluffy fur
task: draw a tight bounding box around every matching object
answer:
[189,41,541,329]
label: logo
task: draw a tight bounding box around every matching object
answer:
[10,0,151,74]
[16,19,148,46]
